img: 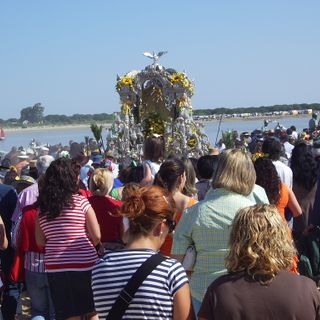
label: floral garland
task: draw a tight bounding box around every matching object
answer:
[121,102,133,115]
[251,152,269,162]
[142,113,166,138]
[116,76,135,91]
[170,72,194,94]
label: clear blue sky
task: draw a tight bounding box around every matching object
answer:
[1,0,319,120]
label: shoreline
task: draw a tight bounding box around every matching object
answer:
[4,123,112,133]
[2,114,309,133]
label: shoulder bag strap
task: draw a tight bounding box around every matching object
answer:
[106,253,167,320]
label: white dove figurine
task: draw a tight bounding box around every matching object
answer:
[143,51,168,64]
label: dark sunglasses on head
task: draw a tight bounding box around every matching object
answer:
[165,219,176,234]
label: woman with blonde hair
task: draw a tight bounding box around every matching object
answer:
[172,149,269,314]
[91,185,194,319]
[88,168,123,250]
[198,205,320,320]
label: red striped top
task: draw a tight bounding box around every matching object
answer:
[39,194,98,272]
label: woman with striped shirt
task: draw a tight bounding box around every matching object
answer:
[92,185,194,319]
[35,158,101,320]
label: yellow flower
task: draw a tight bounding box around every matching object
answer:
[116,76,134,91]
[187,137,197,148]
[170,73,194,93]
[252,152,269,162]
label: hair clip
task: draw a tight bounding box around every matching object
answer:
[163,195,169,204]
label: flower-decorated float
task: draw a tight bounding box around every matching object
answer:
[106,51,209,163]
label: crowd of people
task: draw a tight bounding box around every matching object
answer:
[0,119,320,319]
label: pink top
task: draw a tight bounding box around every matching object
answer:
[39,194,98,272]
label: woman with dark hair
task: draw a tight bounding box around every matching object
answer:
[154,158,197,256]
[110,164,144,201]
[254,157,303,227]
[35,158,101,320]
[91,185,193,319]
[291,142,319,225]
[198,205,320,320]
[262,137,293,188]
[141,136,164,186]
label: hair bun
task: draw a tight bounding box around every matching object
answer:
[122,191,145,220]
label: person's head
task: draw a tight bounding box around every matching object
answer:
[70,142,83,159]
[182,157,197,197]
[226,204,296,284]
[262,138,282,161]
[126,165,144,184]
[290,125,296,132]
[143,136,164,163]
[154,158,186,193]
[37,155,55,176]
[37,158,81,220]
[286,128,293,136]
[39,146,49,156]
[12,175,35,194]
[197,155,219,180]
[212,149,255,196]
[117,166,132,183]
[3,167,19,185]
[291,142,319,191]
[120,185,176,244]
[122,182,141,202]
[254,157,280,205]
[89,168,114,196]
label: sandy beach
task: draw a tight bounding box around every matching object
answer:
[4,123,111,133]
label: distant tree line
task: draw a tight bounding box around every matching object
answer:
[0,103,115,127]
[0,102,319,127]
[193,103,320,116]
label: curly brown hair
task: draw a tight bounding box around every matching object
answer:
[37,158,80,220]
[226,205,296,284]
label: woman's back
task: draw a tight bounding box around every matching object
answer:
[92,249,188,319]
[160,195,197,256]
[199,271,320,320]
[173,188,256,302]
[39,194,98,271]
[88,195,122,242]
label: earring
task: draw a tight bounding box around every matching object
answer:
[160,231,163,236]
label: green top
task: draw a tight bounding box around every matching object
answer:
[110,187,121,201]
[172,185,269,301]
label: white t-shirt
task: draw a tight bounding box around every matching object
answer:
[284,142,294,159]
[273,160,293,189]
[143,160,161,179]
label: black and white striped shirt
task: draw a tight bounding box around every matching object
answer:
[91,249,188,319]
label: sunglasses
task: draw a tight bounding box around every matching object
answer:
[165,219,176,234]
